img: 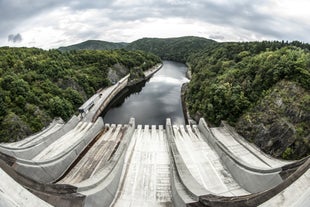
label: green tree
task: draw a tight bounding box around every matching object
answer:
[48,96,73,121]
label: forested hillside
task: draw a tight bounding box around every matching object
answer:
[126,36,216,62]
[0,47,160,142]
[58,40,127,52]
[59,36,216,63]
[186,41,310,159]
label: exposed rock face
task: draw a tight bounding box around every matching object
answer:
[108,63,129,84]
[0,112,32,142]
[236,80,310,159]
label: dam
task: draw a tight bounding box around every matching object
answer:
[0,61,309,207]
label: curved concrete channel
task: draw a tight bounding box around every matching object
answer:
[0,64,309,206]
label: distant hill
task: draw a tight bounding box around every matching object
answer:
[126,36,216,62]
[58,36,217,62]
[58,40,128,51]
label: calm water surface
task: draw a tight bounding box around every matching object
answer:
[102,61,189,125]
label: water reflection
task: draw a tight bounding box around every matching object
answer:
[102,61,189,125]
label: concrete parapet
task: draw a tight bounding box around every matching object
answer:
[166,118,208,205]
[12,118,104,183]
[76,118,135,207]
[0,116,80,160]
[198,118,283,193]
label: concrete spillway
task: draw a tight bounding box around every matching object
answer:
[58,124,127,184]
[211,126,291,169]
[0,118,308,207]
[111,125,172,206]
[32,121,94,162]
[173,125,248,196]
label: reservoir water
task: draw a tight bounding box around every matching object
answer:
[102,61,189,125]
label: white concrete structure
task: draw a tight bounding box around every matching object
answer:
[211,126,291,169]
[260,168,310,207]
[173,125,249,196]
[0,118,308,207]
[32,121,93,161]
[58,124,127,184]
[111,125,172,206]
[0,168,51,207]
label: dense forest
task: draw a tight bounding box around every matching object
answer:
[0,47,160,142]
[59,40,128,52]
[126,36,216,62]
[59,36,216,63]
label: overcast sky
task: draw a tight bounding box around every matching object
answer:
[1,0,309,49]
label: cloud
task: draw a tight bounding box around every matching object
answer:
[0,0,309,48]
[8,33,22,43]
[209,34,225,41]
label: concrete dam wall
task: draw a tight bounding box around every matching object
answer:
[0,66,309,207]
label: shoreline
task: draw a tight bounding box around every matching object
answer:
[181,63,197,125]
[181,83,197,125]
[127,63,163,87]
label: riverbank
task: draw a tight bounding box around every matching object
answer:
[181,83,197,125]
[181,63,199,125]
[185,62,192,79]
[127,63,163,86]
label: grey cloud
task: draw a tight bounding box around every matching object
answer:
[0,0,65,36]
[68,1,113,10]
[209,34,225,40]
[8,33,22,42]
[0,0,309,47]
[0,0,288,33]
[103,0,283,38]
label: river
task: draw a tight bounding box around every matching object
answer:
[102,61,189,125]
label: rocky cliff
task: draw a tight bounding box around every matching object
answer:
[236,80,310,159]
